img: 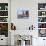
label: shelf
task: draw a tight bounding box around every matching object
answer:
[38,15,46,17]
[38,28,46,29]
[38,10,46,11]
[0,10,8,11]
[0,16,8,17]
[0,22,8,23]
[39,37,46,39]
[38,22,46,23]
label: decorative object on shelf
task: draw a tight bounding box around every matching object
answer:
[0,23,8,30]
[38,3,46,10]
[0,11,8,16]
[11,23,16,30]
[5,6,8,10]
[17,8,29,19]
[0,17,8,22]
[38,11,46,16]
[38,17,46,22]
[0,6,1,10]
[0,23,8,37]
[39,29,46,37]
[29,25,35,30]
[42,12,45,15]
[0,3,8,10]
[38,17,43,22]
[38,23,46,28]
[42,11,46,16]
[40,8,44,10]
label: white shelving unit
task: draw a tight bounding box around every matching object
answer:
[0,3,8,45]
[38,3,46,37]
[0,3,8,36]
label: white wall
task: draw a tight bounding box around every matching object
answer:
[11,0,38,30]
[11,0,46,46]
[11,0,46,30]
[11,0,38,45]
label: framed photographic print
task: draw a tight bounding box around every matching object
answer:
[17,8,29,19]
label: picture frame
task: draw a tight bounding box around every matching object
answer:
[17,8,29,19]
